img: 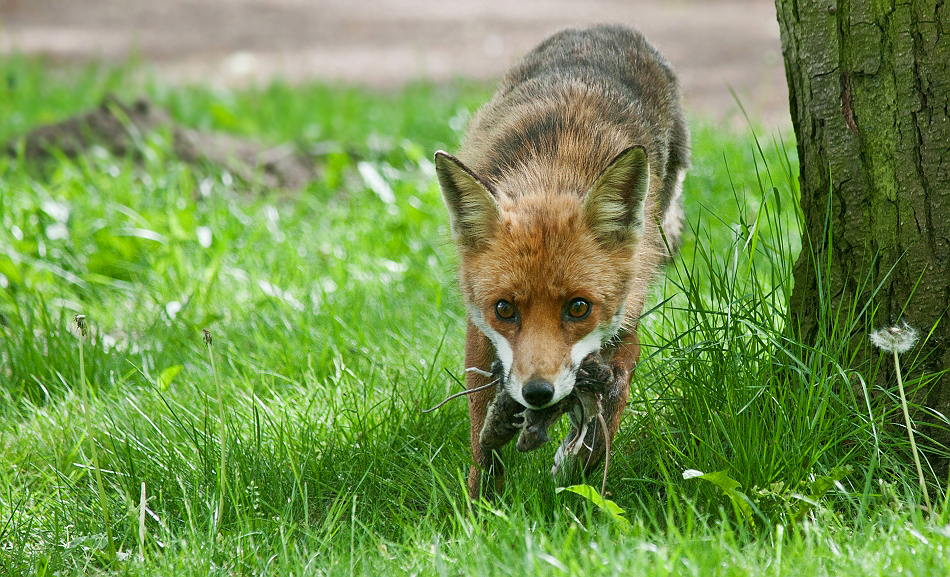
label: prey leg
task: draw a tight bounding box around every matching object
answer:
[552,332,640,485]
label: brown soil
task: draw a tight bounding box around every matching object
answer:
[0,0,790,128]
[6,95,318,188]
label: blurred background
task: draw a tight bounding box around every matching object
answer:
[0,0,790,128]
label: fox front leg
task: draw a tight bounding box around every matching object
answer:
[478,361,523,448]
[553,331,640,481]
[465,323,522,499]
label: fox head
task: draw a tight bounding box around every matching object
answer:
[435,146,650,409]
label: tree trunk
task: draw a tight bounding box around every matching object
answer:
[775,0,950,472]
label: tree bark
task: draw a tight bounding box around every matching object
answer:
[776,0,950,471]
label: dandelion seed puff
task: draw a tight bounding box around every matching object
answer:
[870,321,919,354]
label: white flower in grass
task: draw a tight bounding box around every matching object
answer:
[870,321,919,354]
[870,319,932,512]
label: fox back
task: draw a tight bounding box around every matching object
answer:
[436,23,689,421]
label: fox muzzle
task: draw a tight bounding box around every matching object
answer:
[522,378,556,407]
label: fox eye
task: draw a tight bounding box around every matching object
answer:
[565,298,591,320]
[495,300,517,321]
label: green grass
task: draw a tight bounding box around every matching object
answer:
[2,57,948,576]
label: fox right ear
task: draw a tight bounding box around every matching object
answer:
[434,151,500,248]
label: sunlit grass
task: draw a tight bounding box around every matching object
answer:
[1,57,947,576]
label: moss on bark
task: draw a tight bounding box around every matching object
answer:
[776,0,950,473]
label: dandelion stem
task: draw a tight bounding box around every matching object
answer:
[205,329,227,530]
[893,349,932,514]
[77,314,116,561]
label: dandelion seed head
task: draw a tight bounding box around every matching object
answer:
[870,321,919,354]
[74,313,87,337]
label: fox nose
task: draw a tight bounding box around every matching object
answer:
[522,379,555,407]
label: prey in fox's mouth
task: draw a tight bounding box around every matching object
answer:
[477,353,617,482]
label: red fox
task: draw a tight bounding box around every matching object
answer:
[435,24,689,499]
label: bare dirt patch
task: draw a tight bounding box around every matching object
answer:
[5,95,318,188]
[0,0,790,128]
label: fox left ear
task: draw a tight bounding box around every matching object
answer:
[583,145,650,247]
[434,151,500,248]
